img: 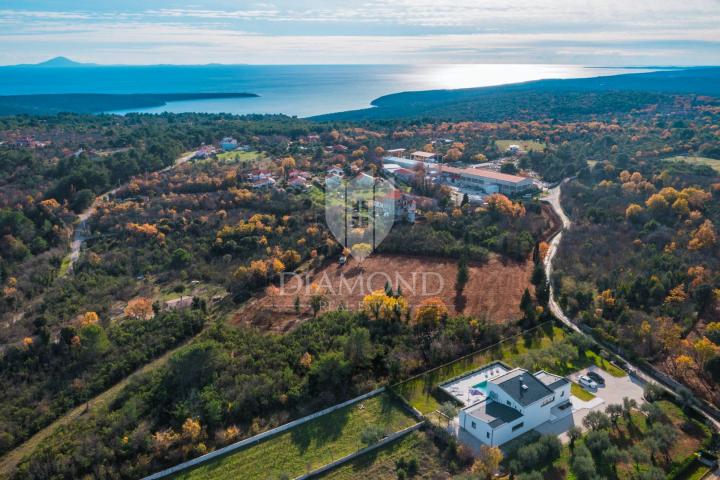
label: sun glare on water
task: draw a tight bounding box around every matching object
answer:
[411,64,617,90]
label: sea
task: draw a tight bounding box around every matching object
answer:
[0,64,655,117]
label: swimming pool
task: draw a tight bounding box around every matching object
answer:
[470,380,488,396]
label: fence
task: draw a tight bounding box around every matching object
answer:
[294,422,425,480]
[575,322,720,426]
[143,387,385,480]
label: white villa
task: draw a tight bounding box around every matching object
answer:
[441,362,571,446]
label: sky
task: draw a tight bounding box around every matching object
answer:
[1,0,719,66]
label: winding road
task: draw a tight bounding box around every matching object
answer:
[64,150,195,274]
[541,180,720,436]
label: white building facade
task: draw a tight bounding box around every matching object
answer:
[443,363,571,447]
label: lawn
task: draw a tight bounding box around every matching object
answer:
[570,382,595,401]
[317,430,450,480]
[176,394,418,480]
[496,139,546,153]
[393,323,564,414]
[583,351,626,378]
[666,155,720,172]
[215,150,265,164]
[673,457,711,480]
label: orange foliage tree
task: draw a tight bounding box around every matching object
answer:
[124,297,155,320]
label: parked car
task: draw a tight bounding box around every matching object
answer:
[586,371,605,386]
[578,375,598,390]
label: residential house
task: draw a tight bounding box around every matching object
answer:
[411,151,439,162]
[220,137,238,151]
[251,177,276,190]
[287,176,308,191]
[164,296,195,311]
[246,169,273,182]
[441,362,571,447]
[194,145,216,159]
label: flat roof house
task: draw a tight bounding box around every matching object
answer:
[411,151,439,162]
[441,362,571,447]
[440,165,534,196]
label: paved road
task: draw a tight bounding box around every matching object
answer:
[540,180,720,433]
[64,151,195,274]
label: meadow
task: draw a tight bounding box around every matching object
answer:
[665,155,720,172]
[496,139,546,152]
[176,393,417,480]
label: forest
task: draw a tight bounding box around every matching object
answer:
[0,94,718,478]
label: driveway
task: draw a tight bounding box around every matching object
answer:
[536,366,646,442]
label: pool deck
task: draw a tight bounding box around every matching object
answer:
[439,361,510,407]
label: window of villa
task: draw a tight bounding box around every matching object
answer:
[561,391,564,397]
[471,422,476,429]
[486,432,490,438]
[512,422,524,432]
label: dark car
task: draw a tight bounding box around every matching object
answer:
[586,371,605,386]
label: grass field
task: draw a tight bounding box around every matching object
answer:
[318,430,450,480]
[496,139,546,153]
[177,394,417,480]
[394,323,564,414]
[215,150,265,163]
[392,323,624,414]
[673,457,711,480]
[666,155,720,172]
[570,382,595,401]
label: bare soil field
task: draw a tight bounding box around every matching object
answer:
[232,253,533,332]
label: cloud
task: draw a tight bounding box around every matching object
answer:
[0,1,718,64]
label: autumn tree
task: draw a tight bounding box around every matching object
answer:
[471,445,503,479]
[124,297,154,320]
[414,297,449,330]
[361,290,408,322]
[308,283,327,318]
[80,311,99,327]
[688,220,716,250]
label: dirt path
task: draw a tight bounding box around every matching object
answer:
[64,150,195,275]
[0,335,197,477]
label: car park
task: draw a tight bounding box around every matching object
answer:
[586,371,605,386]
[578,375,597,390]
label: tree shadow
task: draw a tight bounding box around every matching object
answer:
[453,292,466,313]
[289,402,352,455]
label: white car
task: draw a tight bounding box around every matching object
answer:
[578,375,598,390]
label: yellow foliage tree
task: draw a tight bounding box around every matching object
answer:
[361,290,408,322]
[645,193,669,212]
[471,445,503,479]
[81,311,99,327]
[625,203,643,220]
[299,352,313,369]
[664,285,687,304]
[692,337,719,368]
[181,418,202,442]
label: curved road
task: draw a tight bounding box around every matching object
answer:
[541,180,720,435]
[65,151,195,274]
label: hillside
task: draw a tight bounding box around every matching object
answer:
[313,67,720,121]
[0,92,258,115]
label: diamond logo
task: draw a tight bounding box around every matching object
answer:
[325,173,396,261]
